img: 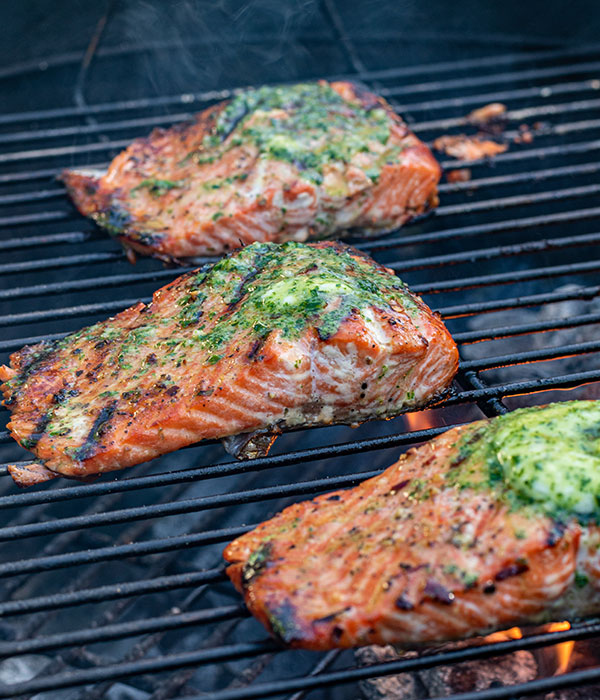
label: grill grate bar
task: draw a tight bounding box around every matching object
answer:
[175,652,600,700]
[0,188,64,205]
[0,424,455,508]
[381,58,600,98]
[410,259,600,294]
[438,162,600,194]
[184,622,600,700]
[0,251,125,275]
[403,81,600,120]
[0,605,247,658]
[0,111,193,147]
[2,205,600,288]
[441,137,600,170]
[0,91,229,127]
[3,231,599,327]
[0,525,249,578]
[2,82,599,151]
[0,210,72,228]
[446,369,600,403]
[452,311,600,343]
[0,139,131,165]
[432,113,600,144]
[2,42,600,126]
[390,231,600,274]
[6,617,600,700]
[434,183,600,218]
[437,285,600,318]
[0,297,149,328]
[355,206,600,251]
[2,126,600,169]
[0,163,106,185]
[0,332,68,353]
[0,231,93,252]
[412,92,600,131]
[459,338,600,371]
[0,267,180,302]
[0,569,227,617]
[4,369,600,541]
[0,639,279,699]
[0,470,384,541]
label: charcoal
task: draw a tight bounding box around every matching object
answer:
[420,649,537,695]
[355,643,537,699]
[355,646,424,699]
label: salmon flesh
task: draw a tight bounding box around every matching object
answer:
[224,400,600,649]
[0,241,457,486]
[61,81,441,261]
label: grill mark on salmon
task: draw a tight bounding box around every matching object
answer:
[61,81,441,261]
[0,241,457,487]
[71,400,118,462]
[224,400,600,650]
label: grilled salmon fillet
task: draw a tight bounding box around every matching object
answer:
[61,81,441,261]
[0,241,457,487]
[224,400,600,650]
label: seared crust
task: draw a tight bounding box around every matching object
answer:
[0,241,457,485]
[62,82,441,261]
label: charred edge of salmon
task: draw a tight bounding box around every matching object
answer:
[61,102,229,263]
[60,169,107,217]
[7,463,57,488]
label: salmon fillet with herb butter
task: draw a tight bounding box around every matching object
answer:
[61,81,441,261]
[224,400,600,650]
[0,241,457,487]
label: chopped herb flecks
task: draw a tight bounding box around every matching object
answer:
[445,401,600,524]
[131,178,184,197]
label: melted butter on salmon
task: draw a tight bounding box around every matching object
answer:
[61,82,440,260]
[0,241,457,486]
[224,400,600,650]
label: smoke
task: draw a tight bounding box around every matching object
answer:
[114,0,323,98]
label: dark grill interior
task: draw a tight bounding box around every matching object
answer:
[2,4,600,697]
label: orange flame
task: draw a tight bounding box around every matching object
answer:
[547,621,574,675]
[404,411,435,432]
[485,626,523,643]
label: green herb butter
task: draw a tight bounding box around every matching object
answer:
[448,401,600,521]
[191,83,402,187]
[181,241,416,346]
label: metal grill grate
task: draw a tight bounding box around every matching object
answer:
[2,9,600,697]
